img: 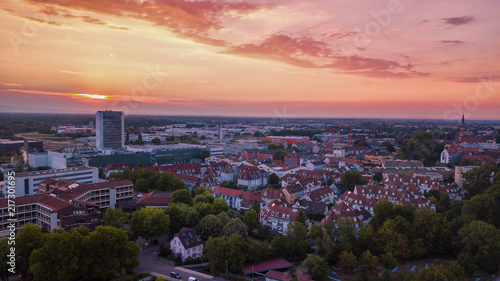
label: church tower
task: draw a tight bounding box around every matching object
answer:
[459,114,466,138]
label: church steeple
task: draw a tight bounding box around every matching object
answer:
[459,114,466,138]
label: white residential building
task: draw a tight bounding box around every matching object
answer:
[170,228,204,261]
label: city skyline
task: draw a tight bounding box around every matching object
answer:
[1,0,499,119]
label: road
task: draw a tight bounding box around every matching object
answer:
[136,245,224,281]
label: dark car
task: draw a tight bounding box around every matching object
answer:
[170,272,181,279]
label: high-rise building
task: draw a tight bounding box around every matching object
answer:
[96,111,124,149]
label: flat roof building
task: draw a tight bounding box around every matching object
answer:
[3,166,99,198]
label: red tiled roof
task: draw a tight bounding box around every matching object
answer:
[105,162,129,170]
[260,188,285,200]
[0,194,72,212]
[212,186,241,197]
[137,192,172,206]
[265,271,292,281]
[242,258,292,274]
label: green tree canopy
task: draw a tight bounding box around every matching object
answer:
[172,189,193,206]
[221,218,248,238]
[458,220,500,273]
[102,208,129,229]
[302,255,329,280]
[341,170,368,192]
[196,214,223,240]
[462,165,494,198]
[339,250,358,271]
[130,208,170,242]
[244,209,259,232]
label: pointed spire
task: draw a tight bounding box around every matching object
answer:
[461,114,465,125]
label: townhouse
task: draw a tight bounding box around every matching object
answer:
[212,186,262,211]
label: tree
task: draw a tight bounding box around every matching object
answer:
[225,233,248,271]
[194,188,215,204]
[102,208,129,229]
[414,261,464,281]
[135,178,149,193]
[380,252,398,269]
[271,235,288,258]
[381,141,395,152]
[172,189,193,206]
[204,237,226,274]
[269,173,280,185]
[462,165,494,198]
[29,230,85,281]
[302,255,329,280]
[412,208,451,255]
[359,250,379,272]
[296,210,307,225]
[461,185,500,228]
[339,250,358,271]
[130,208,170,242]
[165,203,185,234]
[273,150,288,161]
[151,137,161,145]
[458,220,500,273]
[379,270,392,281]
[199,149,210,161]
[374,172,383,183]
[16,223,45,276]
[221,218,248,238]
[285,222,310,259]
[85,226,140,280]
[244,209,259,231]
[196,214,223,240]
[212,198,230,215]
[341,170,368,192]
[0,238,13,281]
[247,240,270,263]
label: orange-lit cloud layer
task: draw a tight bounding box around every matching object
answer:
[0,0,499,119]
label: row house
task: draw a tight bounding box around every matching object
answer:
[212,186,262,211]
[383,181,420,197]
[384,175,442,194]
[337,191,378,215]
[435,184,465,200]
[209,162,236,182]
[294,170,338,183]
[353,185,412,206]
[260,187,286,205]
[398,197,436,210]
[282,183,306,204]
[103,162,129,177]
[237,165,269,190]
[152,163,206,178]
[321,202,372,229]
[171,173,200,192]
[260,201,306,235]
[292,199,329,216]
[301,186,336,204]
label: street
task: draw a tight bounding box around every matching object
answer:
[136,245,224,281]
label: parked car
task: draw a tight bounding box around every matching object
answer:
[170,272,181,279]
[188,277,199,281]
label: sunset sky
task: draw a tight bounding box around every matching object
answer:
[0,0,499,119]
